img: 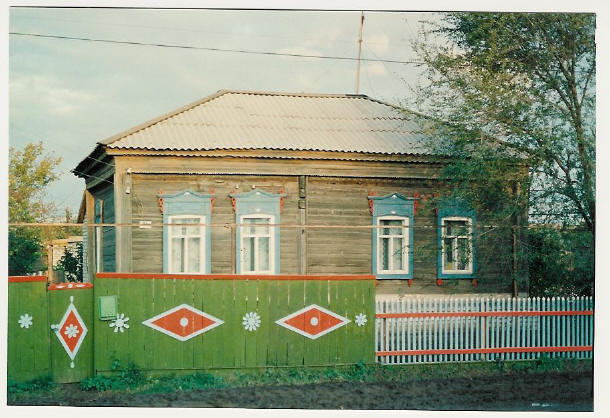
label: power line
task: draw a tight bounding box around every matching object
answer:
[9,31,423,65]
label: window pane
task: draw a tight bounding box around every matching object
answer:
[243,217,270,235]
[444,237,454,270]
[392,237,404,270]
[182,217,201,235]
[259,237,270,271]
[381,219,402,235]
[445,220,467,237]
[381,237,390,270]
[187,237,201,272]
[457,238,470,270]
[243,237,255,272]
[171,237,183,272]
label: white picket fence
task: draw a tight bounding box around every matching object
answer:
[375,296,594,365]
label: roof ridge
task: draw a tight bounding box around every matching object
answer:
[219,89,369,99]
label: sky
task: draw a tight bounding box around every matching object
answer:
[8,7,441,218]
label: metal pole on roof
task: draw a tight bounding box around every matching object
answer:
[355,11,364,94]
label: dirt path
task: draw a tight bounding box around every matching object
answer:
[11,370,593,411]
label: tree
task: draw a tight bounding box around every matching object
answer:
[408,13,595,295]
[56,241,83,282]
[411,13,595,232]
[9,142,62,275]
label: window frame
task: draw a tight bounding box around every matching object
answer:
[167,214,207,274]
[159,190,214,275]
[238,213,275,275]
[369,193,415,280]
[436,199,477,279]
[440,216,473,275]
[376,216,410,275]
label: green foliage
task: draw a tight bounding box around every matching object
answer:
[7,375,55,394]
[412,13,595,232]
[9,142,61,223]
[8,227,44,275]
[56,241,83,282]
[9,142,62,274]
[527,226,593,296]
[411,13,595,295]
[81,361,147,391]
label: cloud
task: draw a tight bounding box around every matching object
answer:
[365,33,390,55]
[10,74,96,117]
[363,62,387,77]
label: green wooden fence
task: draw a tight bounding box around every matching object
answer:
[7,277,50,381]
[8,274,375,382]
[48,285,94,382]
[8,277,94,383]
[93,273,376,374]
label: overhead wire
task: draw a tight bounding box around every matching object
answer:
[9,31,424,65]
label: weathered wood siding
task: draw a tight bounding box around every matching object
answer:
[130,174,299,274]
[118,155,519,295]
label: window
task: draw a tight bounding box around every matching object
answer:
[240,215,274,274]
[368,193,414,279]
[159,190,214,274]
[441,217,473,274]
[168,215,206,273]
[377,217,409,274]
[231,188,285,275]
[437,199,476,279]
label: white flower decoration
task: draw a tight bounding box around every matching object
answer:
[109,313,130,333]
[355,313,367,327]
[18,314,33,329]
[64,323,80,339]
[242,312,261,332]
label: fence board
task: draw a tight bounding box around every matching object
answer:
[376,296,594,365]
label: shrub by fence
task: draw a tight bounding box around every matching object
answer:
[375,296,594,365]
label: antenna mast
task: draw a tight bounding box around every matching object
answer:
[355,11,364,94]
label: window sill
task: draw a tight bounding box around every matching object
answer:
[375,273,413,280]
[437,273,476,279]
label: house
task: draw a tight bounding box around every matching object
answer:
[73,90,527,297]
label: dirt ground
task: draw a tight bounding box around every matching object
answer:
[9,370,593,411]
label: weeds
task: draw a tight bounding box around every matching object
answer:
[81,360,147,391]
[9,357,592,403]
[7,375,55,394]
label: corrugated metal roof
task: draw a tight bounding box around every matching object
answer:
[102,90,431,155]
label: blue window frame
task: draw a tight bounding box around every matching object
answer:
[230,189,285,275]
[368,193,414,279]
[437,199,476,279]
[158,190,214,274]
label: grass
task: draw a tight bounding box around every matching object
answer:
[8,356,592,403]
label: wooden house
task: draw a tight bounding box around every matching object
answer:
[73,90,526,296]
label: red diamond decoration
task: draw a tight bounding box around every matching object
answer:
[275,304,350,340]
[142,304,224,341]
[53,298,88,361]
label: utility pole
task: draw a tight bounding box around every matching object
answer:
[355,11,364,94]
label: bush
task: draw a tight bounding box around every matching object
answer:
[56,241,83,282]
[528,226,593,297]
